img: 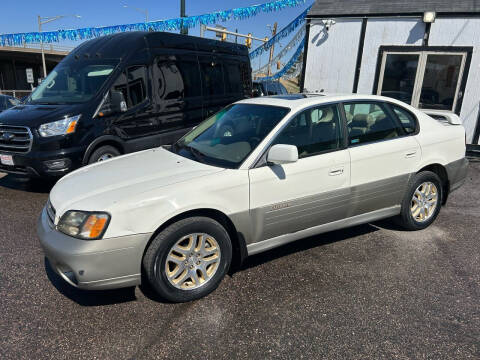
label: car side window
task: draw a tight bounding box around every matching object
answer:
[344,102,403,145]
[392,105,417,134]
[155,58,201,100]
[274,104,342,158]
[200,60,225,96]
[111,65,147,109]
[224,63,243,94]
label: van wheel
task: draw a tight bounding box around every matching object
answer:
[88,145,121,164]
[395,171,443,231]
[143,217,232,302]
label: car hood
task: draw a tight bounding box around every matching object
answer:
[0,104,86,127]
[50,147,224,216]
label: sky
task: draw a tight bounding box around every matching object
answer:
[0,0,313,47]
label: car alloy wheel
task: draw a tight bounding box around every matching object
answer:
[410,181,438,222]
[164,233,221,290]
[97,153,115,162]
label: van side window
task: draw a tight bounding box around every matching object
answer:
[111,66,147,109]
[392,105,417,134]
[240,62,252,96]
[156,59,201,100]
[344,102,403,145]
[273,104,343,158]
[200,60,224,96]
[126,66,147,106]
[224,63,242,94]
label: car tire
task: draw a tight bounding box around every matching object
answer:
[395,171,443,231]
[143,216,232,302]
[87,145,121,164]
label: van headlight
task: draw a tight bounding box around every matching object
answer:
[39,115,81,137]
[57,210,110,240]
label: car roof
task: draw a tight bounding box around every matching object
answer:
[237,93,409,111]
[71,31,249,60]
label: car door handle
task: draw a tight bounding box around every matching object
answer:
[329,167,344,176]
[405,151,417,158]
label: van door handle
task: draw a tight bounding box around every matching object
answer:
[329,167,344,176]
[405,151,417,158]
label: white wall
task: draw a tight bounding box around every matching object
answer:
[429,18,480,144]
[304,18,362,93]
[357,18,425,94]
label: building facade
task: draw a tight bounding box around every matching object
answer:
[302,0,480,146]
[0,46,67,98]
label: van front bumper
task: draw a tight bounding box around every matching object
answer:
[37,206,152,290]
[0,145,85,178]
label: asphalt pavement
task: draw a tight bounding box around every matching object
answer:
[1,161,479,359]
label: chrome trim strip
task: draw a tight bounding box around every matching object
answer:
[0,125,33,153]
[246,206,401,256]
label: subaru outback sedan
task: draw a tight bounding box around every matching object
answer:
[38,94,468,302]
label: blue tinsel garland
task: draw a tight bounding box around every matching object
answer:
[248,5,310,59]
[258,36,305,81]
[0,0,306,46]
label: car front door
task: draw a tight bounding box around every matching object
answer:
[248,103,351,244]
[343,101,421,217]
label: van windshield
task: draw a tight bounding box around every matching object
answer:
[173,104,290,168]
[27,59,119,105]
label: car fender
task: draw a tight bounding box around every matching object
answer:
[82,135,126,164]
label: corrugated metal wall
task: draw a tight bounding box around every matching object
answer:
[303,19,362,93]
[429,18,480,144]
[356,18,425,93]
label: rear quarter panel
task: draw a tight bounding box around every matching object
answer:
[414,112,466,170]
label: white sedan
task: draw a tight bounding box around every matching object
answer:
[38,94,468,302]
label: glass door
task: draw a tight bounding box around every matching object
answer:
[417,53,465,111]
[377,50,467,112]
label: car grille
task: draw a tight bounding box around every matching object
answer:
[46,199,56,226]
[0,125,33,153]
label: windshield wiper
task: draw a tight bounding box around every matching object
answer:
[186,145,206,162]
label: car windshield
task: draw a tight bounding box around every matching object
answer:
[27,59,119,105]
[173,103,290,168]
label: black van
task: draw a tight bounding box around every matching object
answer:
[0,31,252,177]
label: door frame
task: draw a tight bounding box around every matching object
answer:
[372,46,473,115]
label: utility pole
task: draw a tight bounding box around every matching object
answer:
[38,14,81,78]
[180,0,188,35]
[267,22,277,76]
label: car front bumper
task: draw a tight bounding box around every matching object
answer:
[37,206,152,290]
[0,145,85,178]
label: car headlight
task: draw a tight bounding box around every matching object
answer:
[39,115,81,137]
[57,210,110,240]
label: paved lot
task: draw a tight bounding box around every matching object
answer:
[1,162,479,359]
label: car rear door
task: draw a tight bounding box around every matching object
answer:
[343,100,421,217]
[248,103,351,243]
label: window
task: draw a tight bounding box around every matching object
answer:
[345,102,403,145]
[419,55,463,110]
[111,65,147,109]
[377,48,469,112]
[155,59,201,100]
[175,104,289,168]
[274,104,342,158]
[28,60,118,104]
[224,63,242,94]
[379,54,419,104]
[200,60,224,96]
[392,105,417,134]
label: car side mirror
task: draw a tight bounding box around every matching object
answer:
[110,90,127,113]
[267,144,298,165]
